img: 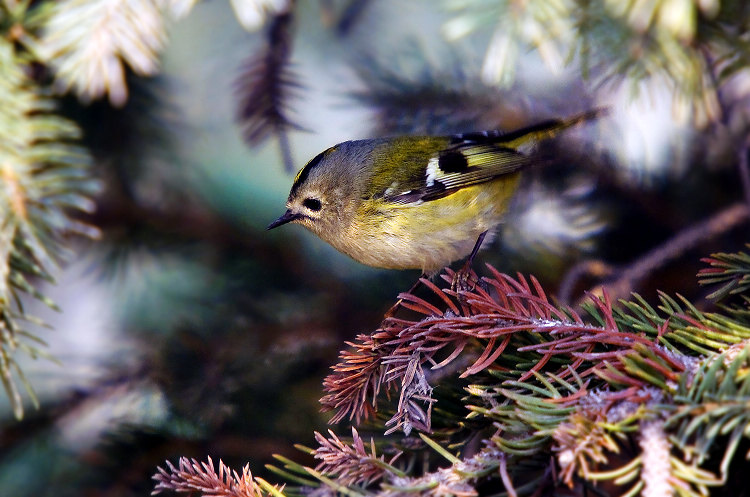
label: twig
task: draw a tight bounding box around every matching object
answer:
[499,453,518,497]
[592,202,749,302]
[277,126,294,174]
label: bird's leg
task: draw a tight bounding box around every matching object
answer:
[452,230,488,292]
[467,230,488,267]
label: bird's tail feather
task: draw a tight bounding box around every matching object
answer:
[452,108,607,147]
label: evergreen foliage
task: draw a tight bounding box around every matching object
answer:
[0,6,96,418]
[154,258,750,496]
[0,0,288,420]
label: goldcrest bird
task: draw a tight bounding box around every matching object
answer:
[268,111,601,273]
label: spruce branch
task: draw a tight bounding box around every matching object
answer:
[40,0,172,106]
[322,266,729,429]
[313,428,404,486]
[155,254,750,496]
[0,36,96,419]
[235,7,305,173]
[698,244,750,301]
[578,0,725,126]
[152,456,276,497]
[317,264,750,493]
[443,0,750,125]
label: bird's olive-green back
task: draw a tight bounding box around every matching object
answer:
[366,136,451,200]
[289,109,603,207]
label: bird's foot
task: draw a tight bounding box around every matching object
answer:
[451,230,487,292]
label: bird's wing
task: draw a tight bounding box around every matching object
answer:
[373,109,604,204]
[380,143,531,204]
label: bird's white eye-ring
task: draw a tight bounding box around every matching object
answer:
[303,198,322,212]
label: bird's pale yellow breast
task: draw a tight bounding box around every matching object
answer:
[336,173,521,272]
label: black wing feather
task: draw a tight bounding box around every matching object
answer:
[384,143,529,204]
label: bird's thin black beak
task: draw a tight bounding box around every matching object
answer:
[267,210,301,230]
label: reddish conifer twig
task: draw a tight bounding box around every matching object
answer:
[314,428,402,486]
[321,334,387,424]
[152,456,265,497]
[320,267,686,426]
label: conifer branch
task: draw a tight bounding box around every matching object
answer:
[313,428,404,486]
[41,0,173,106]
[322,265,740,428]
[443,0,750,125]
[0,35,95,419]
[156,246,750,497]
[235,6,305,172]
[152,456,273,497]
[698,244,750,300]
[588,202,749,302]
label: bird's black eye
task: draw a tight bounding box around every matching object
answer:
[303,198,322,212]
